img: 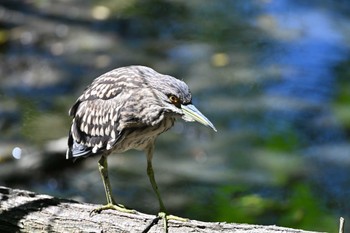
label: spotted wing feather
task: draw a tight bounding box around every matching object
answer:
[66,69,136,159]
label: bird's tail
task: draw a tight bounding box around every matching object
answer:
[66,131,92,159]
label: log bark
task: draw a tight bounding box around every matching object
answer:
[0,186,324,233]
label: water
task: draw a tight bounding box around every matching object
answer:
[0,1,349,231]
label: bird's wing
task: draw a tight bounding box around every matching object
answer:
[67,97,126,159]
[66,75,132,159]
[68,75,126,117]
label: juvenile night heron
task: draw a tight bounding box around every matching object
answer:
[66,65,216,223]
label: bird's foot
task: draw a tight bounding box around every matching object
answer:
[90,203,135,216]
[160,212,189,233]
[159,211,188,222]
[142,212,188,233]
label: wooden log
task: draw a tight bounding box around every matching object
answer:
[0,186,324,233]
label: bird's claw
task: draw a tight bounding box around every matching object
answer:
[158,212,188,233]
[162,212,188,222]
[142,212,188,233]
[90,203,135,216]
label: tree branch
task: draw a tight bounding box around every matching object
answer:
[0,186,325,233]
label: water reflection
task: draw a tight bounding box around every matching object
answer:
[0,0,349,231]
[259,0,350,209]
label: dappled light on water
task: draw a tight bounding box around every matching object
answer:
[0,1,349,231]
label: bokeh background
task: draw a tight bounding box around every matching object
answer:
[1,0,350,232]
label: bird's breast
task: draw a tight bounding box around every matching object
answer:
[111,117,175,153]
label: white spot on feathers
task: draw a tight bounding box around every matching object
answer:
[99,127,104,136]
[105,126,110,135]
[87,114,92,124]
[111,130,116,139]
[84,124,89,133]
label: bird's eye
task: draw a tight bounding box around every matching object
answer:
[169,95,181,107]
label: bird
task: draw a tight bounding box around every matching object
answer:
[66,65,216,224]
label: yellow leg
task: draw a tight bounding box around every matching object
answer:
[145,145,188,233]
[147,159,166,212]
[91,155,135,215]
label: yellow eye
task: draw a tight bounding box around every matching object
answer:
[169,95,180,107]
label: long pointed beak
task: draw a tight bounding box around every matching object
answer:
[181,104,217,132]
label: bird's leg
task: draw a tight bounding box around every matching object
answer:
[144,145,187,233]
[98,155,119,206]
[90,155,134,215]
[147,158,166,212]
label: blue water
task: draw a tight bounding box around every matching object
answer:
[1,0,350,229]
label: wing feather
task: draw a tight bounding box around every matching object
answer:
[66,66,162,159]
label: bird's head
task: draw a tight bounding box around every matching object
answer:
[140,66,217,132]
[167,93,217,132]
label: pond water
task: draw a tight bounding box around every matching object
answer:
[1,0,350,232]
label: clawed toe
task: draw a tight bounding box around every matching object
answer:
[158,212,188,233]
[90,203,135,216]
[163,213,188,222]
[143,212,188,233]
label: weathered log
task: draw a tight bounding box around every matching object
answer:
[0,186,324,233]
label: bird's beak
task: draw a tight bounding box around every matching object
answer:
[181,104,217,132]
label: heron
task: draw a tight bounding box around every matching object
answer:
[66,65,216,230]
